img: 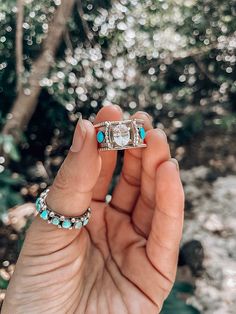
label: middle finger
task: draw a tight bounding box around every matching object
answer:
[110,111,153,214]
[132,128,171,237]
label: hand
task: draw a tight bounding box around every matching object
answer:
[2,106,184,314]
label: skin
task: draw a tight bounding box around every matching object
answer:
[2,106,184,314]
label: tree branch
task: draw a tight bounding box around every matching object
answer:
[16,0,24,92]
[140,42,220,74]
[2,0,76,147]
[63,27,74,53]
[77,0,95,45]
[193,56,220,86]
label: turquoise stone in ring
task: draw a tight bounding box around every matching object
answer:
[36,188,91,229]
[139,127,146,140]
[97,131,105,143]
[35,198,41,212]
[62,219,72,229]
[51,217,60,226]
[83,218,89,226]
[40,209,49,220]
[75,221,83,229]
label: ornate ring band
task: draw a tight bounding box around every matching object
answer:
[35,189,91,230]
[94,119,147,151]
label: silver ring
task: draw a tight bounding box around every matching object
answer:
[35,189,91,230]
[94,119,147,151]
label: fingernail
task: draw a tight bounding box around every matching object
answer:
[156,128,167,141]
[113,104,122,112]
[169,158,179,171]
[136,111,153,123]
[70,114,86,152]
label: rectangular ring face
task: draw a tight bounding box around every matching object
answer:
[95,119,147,150]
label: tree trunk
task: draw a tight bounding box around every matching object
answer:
[2,0,76,142]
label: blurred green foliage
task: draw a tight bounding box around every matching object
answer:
[0,134,21,162]
[161,282,200,314]
[0,276,8,290]
[0,169,24,218]
[1,0,236,133]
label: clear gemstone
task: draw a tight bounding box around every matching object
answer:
[112,124,130,147]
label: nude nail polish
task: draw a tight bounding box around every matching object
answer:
[169,158,179,171]
[136,111,153,123]
[156,128,167,141]
[70,114,86,152]
[113,104,122,112]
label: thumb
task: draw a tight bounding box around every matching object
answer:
[46,115,102,217]
[18,116,101,256]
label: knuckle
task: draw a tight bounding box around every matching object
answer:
[122,171,140,188]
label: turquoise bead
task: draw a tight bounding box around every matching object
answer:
[83,218,89,226]
[75,221,82,229]
[51,217,60,226]
[35,198,41,212]
[139,127,146,140]
[62,219,72,229]
[97,131,105,143]
[40,210,48,220]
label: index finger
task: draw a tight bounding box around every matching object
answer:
[92,105,123,201]
[110,111,153,214]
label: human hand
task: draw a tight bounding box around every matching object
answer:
[2,105,184,314]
